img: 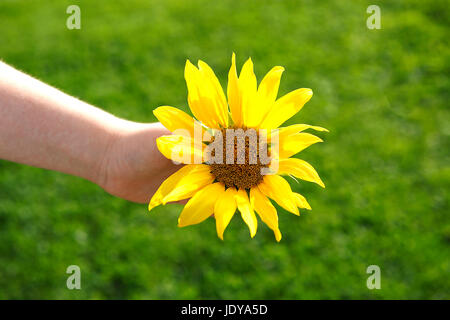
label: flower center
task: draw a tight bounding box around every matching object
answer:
[207,128,270,190]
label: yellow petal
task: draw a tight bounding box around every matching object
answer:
[251,187,282,242]
[235,189,257,237]
[239,58,257,127]
[185,60,214,127]
[148,165,197,211]
[258,175,299,215]
[258,66,284,105]
[178,183,225,227]
[260,88,313,129]
[269,124,329,142]
[156,135,205,164]
[184,60,228,129]
[250,66,285,127]
[227,53,242,127]
[162,165,215,204]
[153,106,209,140]
[278,158,325,188]
[293,192,312,210]
[214,187,238,240]
[272,133,323,159]
[198,60,229,127]
[184,60,220,128]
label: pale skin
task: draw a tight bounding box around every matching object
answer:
[0,61,181,203]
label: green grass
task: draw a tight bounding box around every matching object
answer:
[0,0,448,299]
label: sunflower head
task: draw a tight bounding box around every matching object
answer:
[150,53,328,241]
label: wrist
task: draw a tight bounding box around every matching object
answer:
[89,117,128,187]
[92,118,163,188]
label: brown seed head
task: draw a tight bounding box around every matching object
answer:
[207,128,270,190]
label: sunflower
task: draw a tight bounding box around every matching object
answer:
[149,54,327,241]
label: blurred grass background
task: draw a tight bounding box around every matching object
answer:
[0,0,448,299]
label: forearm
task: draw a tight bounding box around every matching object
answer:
[0,61,122,183]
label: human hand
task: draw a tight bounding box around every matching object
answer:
[97,121,182,204]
